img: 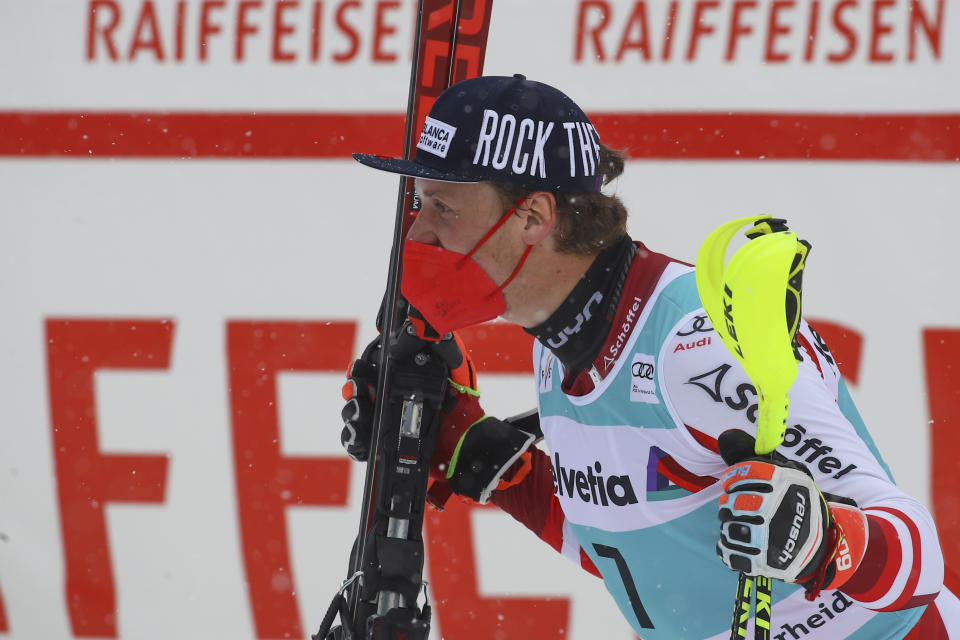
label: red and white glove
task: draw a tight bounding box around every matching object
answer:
[716,429,869,599]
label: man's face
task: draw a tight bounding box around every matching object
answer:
[408,178,520,285]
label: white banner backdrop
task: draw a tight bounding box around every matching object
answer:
[2,1,958,639]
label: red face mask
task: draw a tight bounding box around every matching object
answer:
[401,200,532,335]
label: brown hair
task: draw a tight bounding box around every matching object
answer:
[490,143,629,255]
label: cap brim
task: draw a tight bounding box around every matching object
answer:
[352,153,480,184]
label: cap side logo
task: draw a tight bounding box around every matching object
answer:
[417,116,457,158]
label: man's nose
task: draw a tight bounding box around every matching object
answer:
[406,210,440,245]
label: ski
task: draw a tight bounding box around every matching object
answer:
[314,2,493,639]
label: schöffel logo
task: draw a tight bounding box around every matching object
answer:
[687,363,758,422]
[688,361,860,480]
[417,116,456,158]
[602,296,643,371]
[551,452,638,506]
[781,424,857,480]
[630,353,658,404]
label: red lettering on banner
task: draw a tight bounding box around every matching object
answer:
[423,322,563,635]
[662,0,679,59]
[129,0,164,60]
[807,319,863,385]
[909,0,944,61]
[373,0,401,62]
[870,0,896,62]
[571,0,946,65]
[425,500,571,638]
[273,0,298,61]
[726,0,757,62]
[687,1,720,61]
[83,0,950,66]
[615,2,651,61]
[227,321,354,640]
[574,0,610,62]
[175,0,187,60]
[333,0,361,62]
[311,0,323,60]
[199,0,226,61]
[923,329,960,575]
[764,0,793,63]
[87,0,121,61]
[805,0,820,60]
[46,319,172,638]
[828,0,858,63]
[236,0,262,62]
[85,0,420,64]
[422,322,557,635]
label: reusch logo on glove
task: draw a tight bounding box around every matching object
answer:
[769,485,812,569]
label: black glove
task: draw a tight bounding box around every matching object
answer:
[339,327,535,504]
[340,335,381,462]
[339,326,466,464]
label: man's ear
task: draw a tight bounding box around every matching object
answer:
[517,191,557,246]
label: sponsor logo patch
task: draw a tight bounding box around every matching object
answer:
[772,591,855,637]
[630,352,658,403]
[540,351,554,393]
[781,424,858,479]
[603,296,643,371]
[676,313,713,337]
[417,116,456,158]
[547,291,602,349]
[551,452,638,506]
[674,336,712,353]
[687,363,758,422]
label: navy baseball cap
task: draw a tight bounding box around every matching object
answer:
[354,74,603,193]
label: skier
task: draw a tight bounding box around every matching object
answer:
[342,74,958,638]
